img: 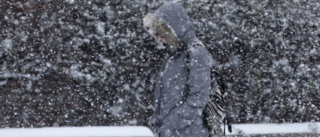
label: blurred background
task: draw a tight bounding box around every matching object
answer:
[0,0,319,128]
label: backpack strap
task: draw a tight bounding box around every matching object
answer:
[212,70,232,134]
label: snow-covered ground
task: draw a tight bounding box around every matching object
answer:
[226,122,319,136]
[0,126,154,137]
[0,122,318,137]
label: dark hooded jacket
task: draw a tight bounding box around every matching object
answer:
[147,2,212,137]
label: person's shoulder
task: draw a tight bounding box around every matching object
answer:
[187,43,209,56]
[187,43,212,67]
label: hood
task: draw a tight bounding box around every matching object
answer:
[143,2,199,53]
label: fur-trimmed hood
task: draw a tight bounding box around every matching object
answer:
[143,2,200,53]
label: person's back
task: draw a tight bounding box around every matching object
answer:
[143,2,212,137]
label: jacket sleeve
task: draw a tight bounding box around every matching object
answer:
[148,75,161,128]
[177,45,211,120]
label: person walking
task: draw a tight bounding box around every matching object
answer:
[143,2,213,137]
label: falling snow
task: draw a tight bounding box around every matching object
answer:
[0,0,319,129]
